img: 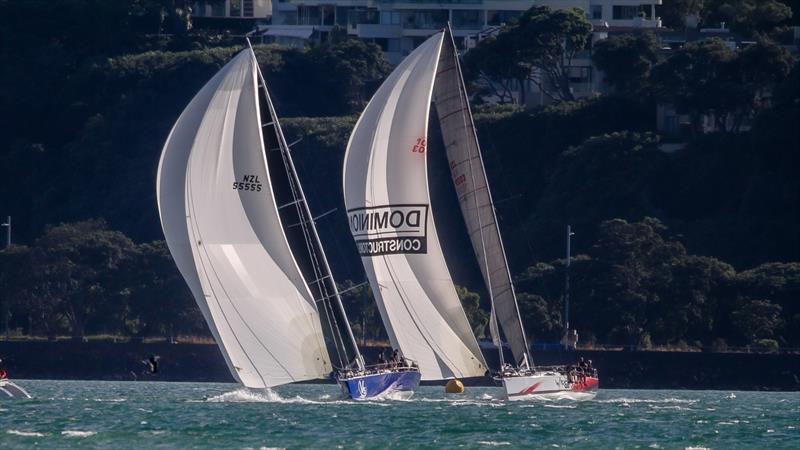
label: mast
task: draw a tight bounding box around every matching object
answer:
[563,225,574,350]
[443,25,533,370]
[246,39,364,371]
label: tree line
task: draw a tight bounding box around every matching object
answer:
[1,217,796,351]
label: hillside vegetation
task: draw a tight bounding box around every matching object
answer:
[0,1,798,351]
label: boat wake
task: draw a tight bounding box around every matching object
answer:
[7,430,45,437]
[204,388,287,403]
[203,388,391,406]
[596,398,698,405]
[521,391,597,402]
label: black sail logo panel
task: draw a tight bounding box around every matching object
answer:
[347,204,429,256]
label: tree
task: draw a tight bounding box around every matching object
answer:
[464,6,592,103]
[593,33,659,96]
[339,280,387,344]
[517,292,561,343]
[278,38,390,116]
[511,6,592,101]
[702,0,792,36]
[536,132,664,226]
[32,220,135,338]
[656,0,705,29]
[463,35,527,104]
[652,38,738,134]
[121,240,206,338]
[456,286,489,338]
[730,299,783,343]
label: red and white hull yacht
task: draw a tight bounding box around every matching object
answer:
[500,367,599,401]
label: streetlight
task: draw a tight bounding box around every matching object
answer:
[0,216,9,249]
[563,225,575,350]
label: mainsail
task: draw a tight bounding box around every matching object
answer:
[432,30,531,367]
[343,32,487,380]
[157,49,331,388]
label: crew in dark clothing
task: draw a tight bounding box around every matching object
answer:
[391,349,399,368]
[377,352,386,368]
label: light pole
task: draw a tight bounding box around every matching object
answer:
[564,225,575,350]
[1,216,10,249]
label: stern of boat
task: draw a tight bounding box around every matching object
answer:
[338,368,421,400]
[502,371,599,401]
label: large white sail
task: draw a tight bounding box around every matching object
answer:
[343,32,486,380]
[157,49,330,388]
[432,31,531,366]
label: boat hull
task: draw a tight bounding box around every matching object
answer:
[502,372,598,401]
[338,370,421,400]
[0,380,31,398]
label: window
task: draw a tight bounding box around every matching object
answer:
[567,66,591,84]
[298,5,321,25]
[230,0,241,17]
[452,10,483,29]
[612,5,639,20]
[590,5,602,20]
[402,10,448,29]
[373,38,389,51]
[322,5,335,26]
[336,7,350,26]
[487,10,520,26]
[381,11,401,25]
[352,8,379,25]
[274,11,297,25]
[211,1,225,17]
[243,0,253,17]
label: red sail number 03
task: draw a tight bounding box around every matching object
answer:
[411,137,427,153]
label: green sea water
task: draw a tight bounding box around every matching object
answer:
[1,380,797,449]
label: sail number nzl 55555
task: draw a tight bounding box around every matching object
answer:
[233,174,263,192]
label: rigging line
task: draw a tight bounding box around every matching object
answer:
[247,49,331,375]
[247,46,341,372]
[285,155,349,368]
[292,139,360,283]
[258,65,355,370]
[277,140,347,370]
[255,84,331,375]
[445,39,503,370]
[452,36,533,369]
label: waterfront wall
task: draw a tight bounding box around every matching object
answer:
[1,341,797,391]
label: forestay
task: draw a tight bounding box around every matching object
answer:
[343,32,486,380]
[157,49,330,388]
[432,31,531,367]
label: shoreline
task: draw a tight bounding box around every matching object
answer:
[1,341,798,391]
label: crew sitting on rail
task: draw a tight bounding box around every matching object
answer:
[377,352,386,369]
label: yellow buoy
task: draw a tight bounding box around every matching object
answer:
[445,379,465,394]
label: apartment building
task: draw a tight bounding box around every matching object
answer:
[267,1,662,63]
[192,0,273,19]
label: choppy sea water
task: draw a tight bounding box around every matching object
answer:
[1,381,798,449]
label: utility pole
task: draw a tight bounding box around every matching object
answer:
[1,216,9,249]
[564,225,575,350]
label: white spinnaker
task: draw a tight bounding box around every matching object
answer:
[343,32,486,380]
[433,31,530,366]
[157,50,330,388]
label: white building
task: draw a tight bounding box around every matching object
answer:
[267,1,662,64]
[192,0,273,19]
